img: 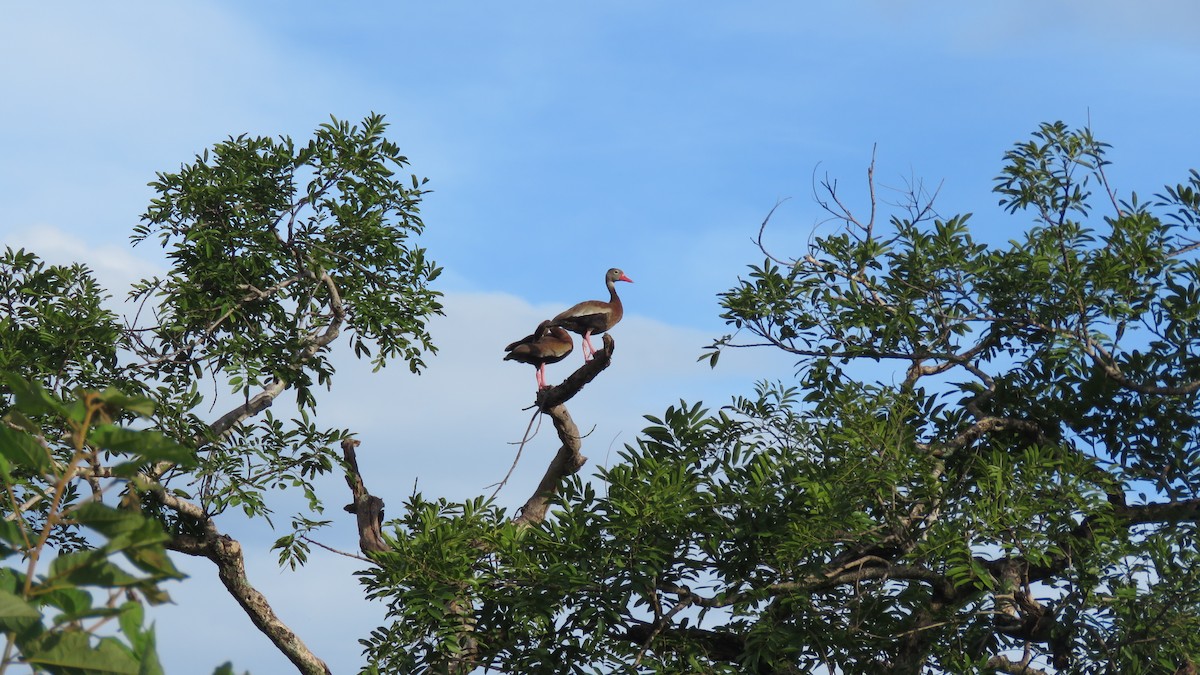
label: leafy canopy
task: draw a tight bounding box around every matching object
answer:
[359,122,1200,674]
[1,113,442,674]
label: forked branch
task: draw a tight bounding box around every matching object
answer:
[334,335,617,674]
[338,334,616,550]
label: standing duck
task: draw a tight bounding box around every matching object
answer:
[552,268,633,361]
[504,320,575,389]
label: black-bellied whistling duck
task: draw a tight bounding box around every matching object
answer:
[504,320,575,389]
[552,268,633,361]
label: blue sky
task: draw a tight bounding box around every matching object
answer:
[3,2,1199,673]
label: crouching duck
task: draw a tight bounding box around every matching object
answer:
[504,320,574,389]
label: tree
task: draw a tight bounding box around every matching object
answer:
[349,122,1200,674]
[5,118,1200,675]
[0,376,195,675]
[1,113,442,674]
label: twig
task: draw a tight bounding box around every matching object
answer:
[487,409,543,499]
[299,535,373,564]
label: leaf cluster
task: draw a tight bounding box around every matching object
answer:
[131,113,442,404]
[0,249,128,399]
[2,114,445,672]
[0,377,201,674]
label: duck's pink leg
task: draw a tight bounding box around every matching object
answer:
[582,330,595,361]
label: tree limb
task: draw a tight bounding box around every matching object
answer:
[341,438,388,554]
[150,487,331,675]
[209,379,289,438]
[513,334,615,526]
[985,654,1049,675]
[329,335,616,672]
[622,621,745,663]
[531,333,616,410]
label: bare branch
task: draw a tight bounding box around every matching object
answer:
[511,335,615,526]
[341,438,389,555]
[754,198,796,266]
[531,333,616,410]
[512,404,589,527]
[1167,239,1200,259]
[487,410,542,499]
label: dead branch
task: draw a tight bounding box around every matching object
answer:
[299,534,373,563]
[341,438,389,555]
[329,334,616,673]
[513,333,615,526]
[513,403,589,527]
[532,333,616,410]
[487,410,543,499]
[335,336,616,546]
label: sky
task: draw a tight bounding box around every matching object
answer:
[2,2,1199,673]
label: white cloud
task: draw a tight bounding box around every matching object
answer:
[0,224,164,307]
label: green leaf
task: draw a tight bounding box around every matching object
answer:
[0,517,30,549]
[48,550,141,589]
[56,504,181,580]
[135,626,164,675]
[0,587,42,632]
[89,425,196,471]
[40,586,94,618]
[70,502,156,541]
[121,545,184,581]
[117,601,145,650]
[0,422,52,473]
[2,373,66,417]
[24,630,140,674]
[93,388,156,418]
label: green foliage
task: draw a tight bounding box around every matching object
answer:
[2,114,443,671]
[131,112,442,400]
[0,376,192,674]
[364,123,1200,673]
[122,114,444,548]
[0,249,128,397]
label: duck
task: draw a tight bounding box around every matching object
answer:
[504,320,575,389]
[551,268,633,361]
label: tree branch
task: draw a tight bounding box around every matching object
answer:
[986,654,1049,675]
[341,437,388,554]
[513,334,615,526]
[209,379,289,438]
[327,336,616,673]
[531,333,616,410]
[622,621,745,663]
[150,487,331,675]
